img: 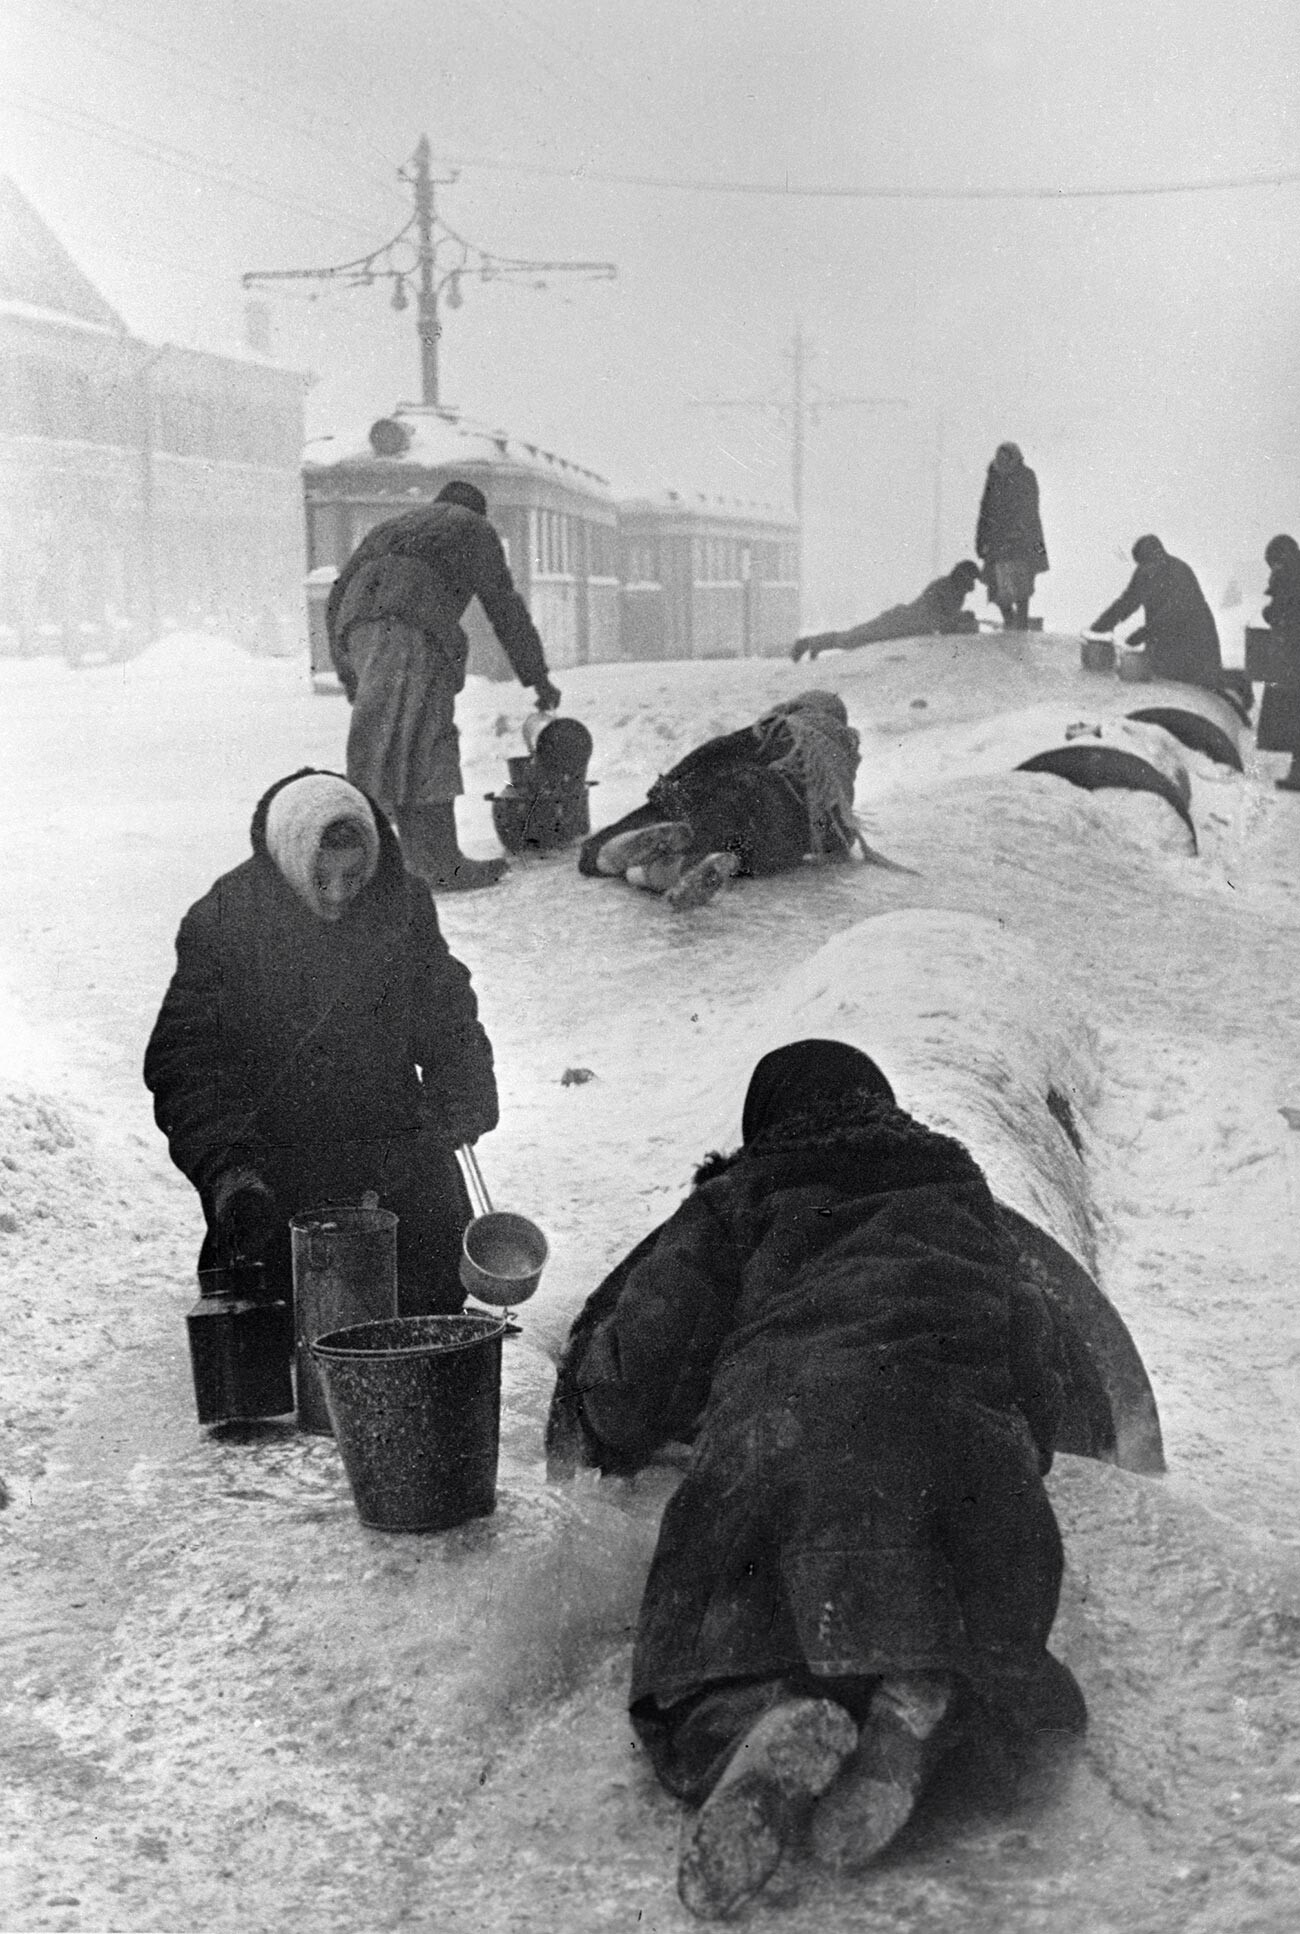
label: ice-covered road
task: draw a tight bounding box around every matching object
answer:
[1,632,1298,1932]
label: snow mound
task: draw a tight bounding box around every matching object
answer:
[727,906,1104,1271]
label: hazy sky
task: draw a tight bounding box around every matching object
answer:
[4,0,1300,624]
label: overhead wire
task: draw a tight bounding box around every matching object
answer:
[423,146,1300,203]
[32,0,408,202]
[1,86,387,238]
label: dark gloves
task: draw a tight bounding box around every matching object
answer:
[213,1168,278,1263]
[532,675,562,713]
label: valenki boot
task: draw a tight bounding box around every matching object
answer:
[811,1671,958,1873]
[677,1697,858,1920]
[398,802,508,892]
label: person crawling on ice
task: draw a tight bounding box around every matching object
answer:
[546,1040,1086,1921]
[144,770,499,1311]
[578,691,893,910]
[791,560,982,662]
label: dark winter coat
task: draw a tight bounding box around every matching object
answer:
[1257,547,1300,753]
[1092,554,1223,689]
[326,501,549,696]
[143,776,499,1305]
[975,463,1049,574]
[801,577,978,655]
[551,1095,1080,1731]
[578,718,855,880]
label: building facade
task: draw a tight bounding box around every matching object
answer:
[0,177,307,659]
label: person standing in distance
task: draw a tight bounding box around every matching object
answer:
[327,479,562,892]
[974,442,1049,631]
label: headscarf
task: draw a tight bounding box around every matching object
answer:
[1264,534,1300,570]
[264,772,380,918]
[741,1039,895,1144]
[1131,534,1166,567]
[752,690,861,855]
[949,559,981,590]
[993,442,1023,471]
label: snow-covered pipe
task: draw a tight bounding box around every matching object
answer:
[726,908,1164,1474]
[1125,685,1246,771]
[1016,717,1196,848]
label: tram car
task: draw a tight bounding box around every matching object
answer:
[615,489,800,662]
[302,406,800,680]
[304,407,620,681]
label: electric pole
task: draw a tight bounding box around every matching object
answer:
[243,136,617,410]
[412,135,442,406]
[690,323,909,540]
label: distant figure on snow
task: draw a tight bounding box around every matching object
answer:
[975,442,1049,630]
[546,1040,1086,1921]
[144,770,499,1311]
[578,691,889,910]
[791,560,982,662]
[326,479,563,893]
[1256,533,1300,791]
[1089,535,1227,692]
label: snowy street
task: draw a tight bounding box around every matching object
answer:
[2,631,1299,1932]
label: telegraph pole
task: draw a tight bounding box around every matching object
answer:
[411,135,442,406]
[243,138,616,408]
[691,324,909,552]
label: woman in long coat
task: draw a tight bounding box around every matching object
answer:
[548,1041,1085,1920]
[1256,533,1300,790]
[577,691,871,910]
[144,769,499,1308]
[974,443,1049,630]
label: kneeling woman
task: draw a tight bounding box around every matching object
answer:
[548,1041,1085,1920]
[144,769,499,1307]
[578,691,877,910]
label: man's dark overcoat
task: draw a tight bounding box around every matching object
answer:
[551,1094,1082,1736]
[974,462,1049,573]
[143,773,498,1306]
[1092,552,1223,689]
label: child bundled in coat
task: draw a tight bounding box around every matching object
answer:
[547,1040,1085,1920]
[144,769,499,1309]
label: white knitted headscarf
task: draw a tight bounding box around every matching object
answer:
[264,774,381,918]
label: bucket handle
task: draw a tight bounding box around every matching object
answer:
[456,1144,493,1219]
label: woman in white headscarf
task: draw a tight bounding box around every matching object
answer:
[144,768,499,1306]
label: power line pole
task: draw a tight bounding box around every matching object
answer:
[243,136,616,409]
[690,323,909,546]
[411,135,443,406]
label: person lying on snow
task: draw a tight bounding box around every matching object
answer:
[144,770,498,1311]
[791,560,982,662]
[546,1040,1086,1921]
[578,691,893,911]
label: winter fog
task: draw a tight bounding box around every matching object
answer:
[2,5,1299,1932]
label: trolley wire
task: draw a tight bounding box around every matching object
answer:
[30,0,408,202]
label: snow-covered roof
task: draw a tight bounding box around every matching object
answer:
[303,405,613,503]
[0,177,126,334]
[617,486,797,531]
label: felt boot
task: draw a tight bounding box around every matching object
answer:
[1275,759,1300,792]
[665,851,739,912]
[811,1672,958,1873]
[595,820,692,876]
[398,802,508,892]
[677,1697,858,1921]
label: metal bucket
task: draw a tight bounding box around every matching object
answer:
[310,1314,506,1532]
[522,712,594,779]
[290,1205,398,1435]
[1116,648,1151,683]
[1080,635,1116,674]
[186,1263,294,1426]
